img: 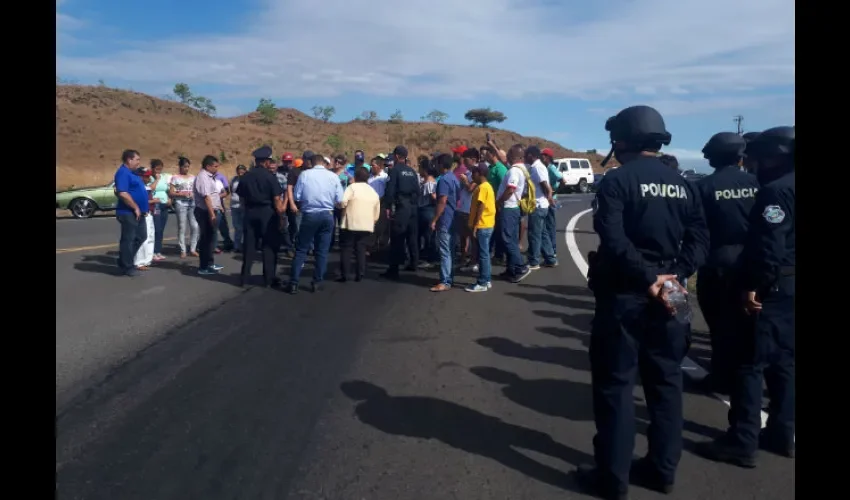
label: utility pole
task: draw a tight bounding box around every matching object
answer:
[733,115,744,135]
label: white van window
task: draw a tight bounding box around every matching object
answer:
[579,160,591,169]
[570,160,581,169]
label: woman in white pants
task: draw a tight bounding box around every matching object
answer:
[133,166,157,270]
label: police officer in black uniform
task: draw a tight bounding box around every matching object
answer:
[694,132,760,395]
[699,126,795,467]
[578,105,709,500]
[380,145,420,279]
[236,146,286,287]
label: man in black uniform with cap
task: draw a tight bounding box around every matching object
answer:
[578,105,709,500]
[741,132,761,174]
[380,145,420,279]
[694,132,760,395]
[236,145,286,287]
[700,126,795,467]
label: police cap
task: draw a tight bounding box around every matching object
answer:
[745,126,794,159]
[302,150,315,161]
[605,105,671,147]
[252,145,274,160]
[702,132,747,160]
[392,145,408,158]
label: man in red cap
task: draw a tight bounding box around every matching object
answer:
[541,148,563,258]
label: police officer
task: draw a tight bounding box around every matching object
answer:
[236,145,286,287]
[699,126,795,467]
[693,132,760,395]
[380,145,420,279]
[742,131,761,174]
[578,105,709,500]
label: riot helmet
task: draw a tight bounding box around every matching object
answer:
[601,105,671,167]
[702,132,747,168]
[742,131,761,173]
[746,126,794,183]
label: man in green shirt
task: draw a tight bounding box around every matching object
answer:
[482,145,508,261]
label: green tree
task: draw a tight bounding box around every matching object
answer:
[422,110,449,124]
[361,110,378,124]
[463,107,507,128]
[173,83,192,104]
[311,105,336,123]
[388,109,404,124]
[256,98,277,125]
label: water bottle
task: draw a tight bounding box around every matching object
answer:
[664,280,691,324]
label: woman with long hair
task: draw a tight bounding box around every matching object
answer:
[167,157,200,258]
[148,159,172,261]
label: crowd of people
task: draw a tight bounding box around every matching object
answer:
[108,105,794,500]
[110,137,569,294]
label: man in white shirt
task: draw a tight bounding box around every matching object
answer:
[496,144,531,283]
[524,146,558,268]
[368,161,389,198]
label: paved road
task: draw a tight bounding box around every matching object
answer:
[56,195,794,500]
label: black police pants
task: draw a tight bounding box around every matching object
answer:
[590,292,689,492]
[696,267,753,391]
[726,276,795,454]
[389,210,419,269]
[240,207,281,286]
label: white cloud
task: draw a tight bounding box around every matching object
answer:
[56,0,795,101]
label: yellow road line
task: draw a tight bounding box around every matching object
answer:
[56,237,177,254]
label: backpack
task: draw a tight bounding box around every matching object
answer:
[515,164,537,215]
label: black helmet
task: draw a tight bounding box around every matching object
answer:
[702,132,747,160]
[745,126,794,159]
[742,131,761,143]
[605,105,672,146]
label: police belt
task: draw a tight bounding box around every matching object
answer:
[588,251,677,294]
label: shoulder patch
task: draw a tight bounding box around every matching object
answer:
[762,204,785,224]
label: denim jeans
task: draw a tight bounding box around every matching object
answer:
[475,227,494,286]
[546,205,558,256]
[231,207,244,251]
[499,208,525,275]
[527,207,557,266]
[285,210,301,251]
[173,200,199,253]
[418,205,437,263]
[117,212,147,273]
[289,211,334,285]
[152,203,169,254]
[437,227,457,286]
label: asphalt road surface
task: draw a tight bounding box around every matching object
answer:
[56,195,794,500]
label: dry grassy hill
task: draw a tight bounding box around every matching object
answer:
[56,84,609,189]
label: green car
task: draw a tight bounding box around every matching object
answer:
[55,182,119,219]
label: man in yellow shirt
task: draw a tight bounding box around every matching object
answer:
[466,163,497,292]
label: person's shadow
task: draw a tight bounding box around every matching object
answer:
[476,337,591,372]
[470,367,597,421]
[340,380,591,491]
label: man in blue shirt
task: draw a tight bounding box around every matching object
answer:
[430,153,460,292]
[287,153,344,294]
[113,149,149,276]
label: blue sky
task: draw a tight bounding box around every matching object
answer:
[57,0,795,172]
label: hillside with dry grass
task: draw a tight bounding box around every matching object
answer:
[56,84,609,189]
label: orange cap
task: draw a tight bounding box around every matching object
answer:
[293,158,304,168]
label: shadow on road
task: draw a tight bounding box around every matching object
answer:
[340,380,588,492]
[516,283,593,298]
[533,310,594,333]
[476,337,591,372]
[505,292,594,311]
[536,326,590,348]
[72,253,242,286]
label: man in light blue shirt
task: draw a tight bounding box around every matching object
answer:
[287,152,344,294]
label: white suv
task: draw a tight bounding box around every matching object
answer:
[555,157,594,193]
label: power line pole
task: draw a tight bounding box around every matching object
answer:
[733,115,744,135]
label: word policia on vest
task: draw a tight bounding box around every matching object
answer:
[714,188,758,201]
[639,183,688,199]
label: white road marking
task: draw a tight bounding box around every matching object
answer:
[565,209,770,429]
[136,286,167,297]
